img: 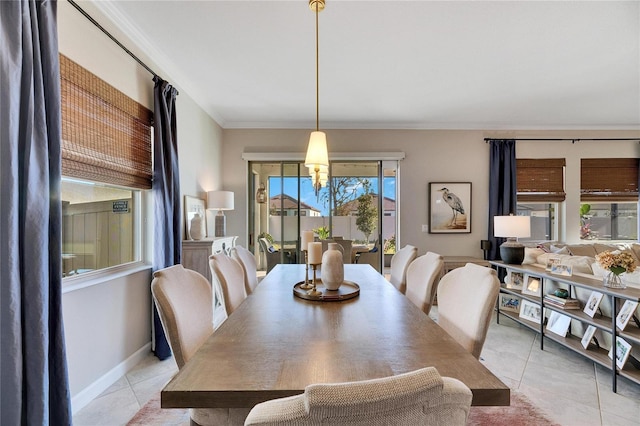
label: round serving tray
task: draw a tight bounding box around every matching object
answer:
[293,279,360,302]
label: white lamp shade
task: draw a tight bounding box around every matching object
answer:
[304,131,329,168]
[494,215,530,238]
[207,190,234,210]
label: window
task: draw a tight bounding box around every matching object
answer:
[516,159,565,242]
[62,178,141,276]
[60,54,152,278]
[580,159,639,241]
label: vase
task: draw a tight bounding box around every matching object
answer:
[321,243,344,290]
[603,271,625,289]
[190,213,204,240]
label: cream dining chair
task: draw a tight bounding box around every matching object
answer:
[436,263,500,359]
[243,366,472,426]
[230,245,259,294]
[389,244,418,294]
[151,264,250,425]
[209,253,248,316]
[405,251,444,315]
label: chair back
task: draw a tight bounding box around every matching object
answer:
[244,367,472,425]
[151,264,213,369]
[436,263,500,359]
[390,244,418,293]
[230,245,259,294]
[209,253,247,315]
[405,251,444,315]
[258,238,272,253]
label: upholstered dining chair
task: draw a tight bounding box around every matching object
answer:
[405,251,445,315]
[243,366,472,426]
[151,264,250,425]
[209,253,248,316]
[436,263,500,359]
[230,245,259,294]
[389,244,418,293]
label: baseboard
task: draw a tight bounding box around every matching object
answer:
[71,342,152,415]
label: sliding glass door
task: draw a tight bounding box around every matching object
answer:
[248,160,398,273]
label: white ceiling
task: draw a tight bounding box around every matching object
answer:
[92,0,639,130]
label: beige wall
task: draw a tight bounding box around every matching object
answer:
[222,129,640,257]
[58,0,223,404]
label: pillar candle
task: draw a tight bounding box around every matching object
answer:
[301,230,314,251]
[308,242,322,264]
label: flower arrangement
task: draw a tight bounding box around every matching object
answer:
[595,251,636,276]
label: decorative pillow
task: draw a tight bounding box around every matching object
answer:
[594,243,622,254]
[536,253,594,274]
[550,245,570,255]
[267,245,277,253]
[566,244,598,257]
[561,256,594,274]
[523,247,545,265]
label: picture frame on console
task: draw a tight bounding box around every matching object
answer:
[522,274,542,296]
[519,300,542,323]
[499,294,521,313]
[505,271,524,290]
[428,182,471,234]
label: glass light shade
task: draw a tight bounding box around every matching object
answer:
[494,215,530,238]
[308,164,328,176]
[304,131,329,168]
[207,190,234,210]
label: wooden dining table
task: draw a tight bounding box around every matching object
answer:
[161,264,510,410]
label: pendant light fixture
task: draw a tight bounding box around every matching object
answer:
[304,0,329,197]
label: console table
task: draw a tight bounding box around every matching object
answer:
[490,261,640,393]
[182,236,237,282]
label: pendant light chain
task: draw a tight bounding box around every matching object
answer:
[315,3,319,132]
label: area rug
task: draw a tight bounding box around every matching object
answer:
[127,391,558,425]
[467,392,560,426]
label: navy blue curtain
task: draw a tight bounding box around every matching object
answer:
[0,0,72,423]
[152,76,180,359]
[488,140,517,261]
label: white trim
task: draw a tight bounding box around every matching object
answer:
[70,342,152,415]
[62,263,152,294]
[241,151,405,162]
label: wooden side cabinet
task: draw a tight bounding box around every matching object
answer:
[182,236,237,282]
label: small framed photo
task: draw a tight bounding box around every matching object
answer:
[546,311,571,337]
[499,294,521,313]
[608,337,633,369]
[519,300,542,323]
[428,182,471,233]
[583,291,604,318]
[546,256,561,271]
[616,300,639,331]
[551,263,573,276]
[581,325,598,349]
[506,271,524,290]
[522,274,542,297]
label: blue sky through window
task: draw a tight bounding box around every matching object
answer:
[269,176,396,216]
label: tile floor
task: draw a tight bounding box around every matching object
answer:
[73,308,640,426]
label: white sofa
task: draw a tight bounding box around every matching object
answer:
[523,242,640,290]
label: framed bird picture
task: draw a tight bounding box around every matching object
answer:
[429,182,471,233]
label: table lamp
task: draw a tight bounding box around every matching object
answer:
[494,215,530,264]
[207,190,234,237]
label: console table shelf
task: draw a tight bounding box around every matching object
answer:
[490,261,640,392]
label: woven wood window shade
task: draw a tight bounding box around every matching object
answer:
[60,54,153,189]
[581,158,639,202]
[517,159,566,202]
